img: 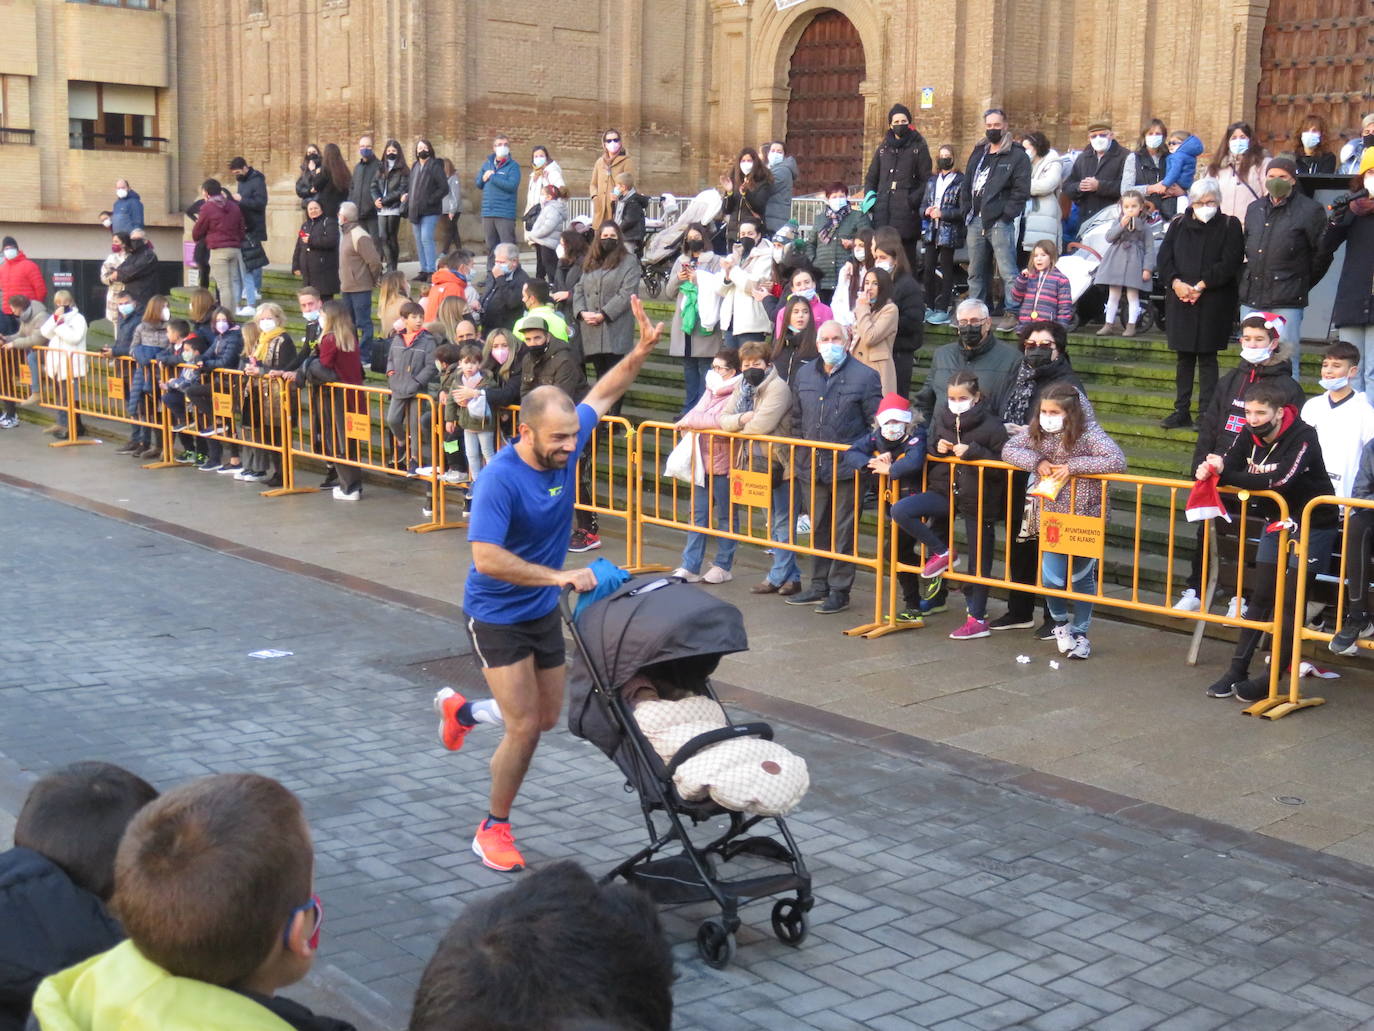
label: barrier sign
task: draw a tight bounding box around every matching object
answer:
[1040,511,1106,560]
[18,362,31,385]
[213,392,234,418]
[345,412,371,442]
[108,376,124,400]
[729,468,771,508]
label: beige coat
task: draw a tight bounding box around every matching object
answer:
[851,297,897,395]
[718,366,793,477]
[338,223,381,294]
[590,150,633,227]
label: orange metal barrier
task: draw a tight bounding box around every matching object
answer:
[66,348,178,462]
[575,415,639,566]
[633,421,889,634]
[17,346,99,450]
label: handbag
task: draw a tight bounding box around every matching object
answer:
[523,203,542,232]
[240,235,269,272]
[664,431,704,486]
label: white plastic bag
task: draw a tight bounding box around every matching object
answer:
[664,431,704,486]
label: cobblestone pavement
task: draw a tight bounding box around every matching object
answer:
[4,481,1374,1030]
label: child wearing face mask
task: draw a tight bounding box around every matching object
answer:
[920,146,967,324]
[183,308,245,471]
[1009,240,1074,328]
[161,323,208,460]
[1002,383,1127,659]
[1300,341,1374,500]
[830,228,875,329]
[890,372,1010,636]
[1091,191,1156,337]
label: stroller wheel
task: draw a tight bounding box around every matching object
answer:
[696,918,737,969]
[771,898,809,946]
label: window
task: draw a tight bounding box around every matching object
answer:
[0,75,35,145]
[66,0,156,10]
[68,81,164,151]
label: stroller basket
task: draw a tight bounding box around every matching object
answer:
[565,575,813,968]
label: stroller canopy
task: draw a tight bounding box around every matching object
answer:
[642,188,725,266]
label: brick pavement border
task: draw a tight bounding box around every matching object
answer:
[3,469,1372,908]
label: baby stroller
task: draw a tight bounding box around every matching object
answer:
[565,575,813,969]
[639,188,724,298]
[1057,203,1169,333]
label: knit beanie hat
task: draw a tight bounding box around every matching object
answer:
[887,104,913,125]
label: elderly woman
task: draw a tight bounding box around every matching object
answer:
[671,348,743,585]
[1154,178,1245,428]
[39,289,88,438]
[291,199,340,299]
[237,302,296,486]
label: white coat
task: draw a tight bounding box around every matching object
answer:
[40,308,89,380]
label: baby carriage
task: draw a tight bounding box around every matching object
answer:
[1056,202,1169,333]
[565,575,813,969]
[639,188,724,298]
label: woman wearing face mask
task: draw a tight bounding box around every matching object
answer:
[921,146,969,324]
[806,183,871,303]
[1339,113,1374,175]
[290,200,341,300]
[671,348,744,585]
[525,145,565,236]
[1155,178,1245,428]
[406,138,449,283]
[527,184,569,285]
[574,221,643,407]
[1292,114,1336,176]
[237,303,296,486]
[1002,382,1126,661]
[863,103,933,273]
[1020,132,1064,260]
[591,129,632,228]
[717,218,776,347]
[39,290,89,439]
[774,266,833,338]
[721,148,776,238]
[851,268,898,394]
[295,144,326,210]
[370,140,409,274]
[1206,122,1270,221]
[552,229,588,352]
[830,227,875,329]
[315,143,353,219]
[667,223,723,413]
[762,142,797,234]
[1319,163,1374,396]
[1133,120,1170,194]
[770,296,819,385]
[870,226,925,396]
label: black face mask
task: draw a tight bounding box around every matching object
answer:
[891,124,910,138]
[957,324,985,350]
[937,156,953,170]
[742,367,767,387]
[1023,346,1054,368]
[734,237,757,257]
[684,237,703,254]
[1365,133,1374,147]
[417,149,431,160]
[598,238,621,256]
[1251,418,1277,439]
[385,153,398,162]
[234,172,246,181]
[986,128,1004,145]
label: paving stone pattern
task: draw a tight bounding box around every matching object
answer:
[3,483,1374,1030]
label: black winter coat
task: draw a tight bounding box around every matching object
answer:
[1191,359,1307,469]
[291,215,341,296]
[553,260,585,355]
[348,157,380,219]
[295,163,327,209]
[1320,193,1374,328]
[889,270,925,354]
[1240,192,1327,310]
[1135,146,1166,188]
[617,193,650,244]
[722,181,774,238]
[110,242,159,310]
[959,142,1031,226]
[789,357,883,482]
[370,160,409,210]
[485,340,589,409]
[235,168,269,239]
[864,128,933,242]
[479,266,531,334]
[1156,210,1245,354]
[0,847,123,1031]
[1218,408,1336,530]
[1065,141,1130,221]
[406,158,448,222]
[925,399,1011,519]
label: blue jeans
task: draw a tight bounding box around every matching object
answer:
[681,472,738,574]
[414,214,440,274]
[1240,305,1303,378]
[127,366,152,444]
[1042,552,1098,635]
[681,352,711,416]
[235,252,262,307]
[722,330,766,351]
[966,216,1018,313]
[343,290,375,362]
[768,477,802,586]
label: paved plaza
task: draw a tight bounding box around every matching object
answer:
[5,478,1374,1030]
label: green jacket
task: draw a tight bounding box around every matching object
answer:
[31,940,297,1030]
[806,206,871,290]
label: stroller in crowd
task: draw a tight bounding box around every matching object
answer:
[639,188,724,298]
[566,575,813,968]
[1056,202,1170,332]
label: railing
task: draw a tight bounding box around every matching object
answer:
[0,128,36,146]
[69,133,171,153]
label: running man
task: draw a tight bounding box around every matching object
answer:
[435,295,665,871]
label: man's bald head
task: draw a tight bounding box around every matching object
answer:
[519,386,581,471]
[522,385,576,429]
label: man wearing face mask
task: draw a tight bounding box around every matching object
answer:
[338,202,382,364]
[476,134,521,278]
[960,108,1031,332]
[229,157,269,315]
[862,104,932,273]
[914,299,1020,423]
[479,243,531,333]
[111,179,144,235]
[0,236,46,338]
[1064,122,1132,224]
[347,135,381,241]
[785,320,883,614]
[1320,159,1374,396]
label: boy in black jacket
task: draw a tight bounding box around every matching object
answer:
[1198,379,1336,701]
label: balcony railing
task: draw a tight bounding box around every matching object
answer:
[0,128,36,146]
[66,0,156,9]
[69,132,169,153]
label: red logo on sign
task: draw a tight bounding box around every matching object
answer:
[1045,521,1061,546]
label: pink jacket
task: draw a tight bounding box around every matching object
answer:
[680,373,743,475]
[774,295,834,338]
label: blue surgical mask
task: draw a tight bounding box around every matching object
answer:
[818,343,846,367]
[118,302,135,316]
[303,309,321,322]
[796,288,816,301]
[1320,375,1350,392]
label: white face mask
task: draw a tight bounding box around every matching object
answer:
[880,422,907,442]
[162,306,171,321]
[1192,204,1218,223]
[1364,174,1374,196]
[875,259,894,273]
[1228,137,1250,157]
[827,196,847,212]
[1145,134,1164,149]
[532,155,546,168]
[739,160,754,176]
[1320,376,1350,392]
[215,319,230,334]
[1301,131,1321,149]
[948,398,974,416]
[101,218,112,229]
[768,152,783,167]
[259,318,277,333]
[606,140,621,154]
[1089,136,1111,153]
[705,369,726,392]
[3,248,16,261]
[555,243,565,260]
[1240,345,1272,365]
[1038,412,1065,433]
[116,188,129,199]
[853,247,866,262]
[494,145,510,158]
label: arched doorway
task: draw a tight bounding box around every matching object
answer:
[783,10,866,195]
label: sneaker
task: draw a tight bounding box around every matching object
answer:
[1052,623,1074,654]
[196,459,221,472]
[1034,618,1058,641]
[988,613,1035,631]
[235,305,257,317]
[921,550,953,578]
[918,597,948,615]
[701,565,733,584]
[920,575,944,601]
[894,609,926,626]
[414,465,436,477]
[433,688,471,751]
[1234,677,1270,703]
[217,463,243,475]
[1330,617,1374,657]
[332,486,361,502]
[420,506,433,518]
[1205,673,1242,699]
[442,469,468,485]
[949,616,990,640]
[236,470,266,482]
[784,588,828,606]
[115,440,141,455]
[1160,410,1193,430]
[173,421,197,434]
[1173,588,1202,612]
[173,450,196,464]
[0,415,17,429]
[569,529,600,553]
[472,820,525,872]
[198,425,223,437]
[815,592,850,614]
[1225,596,1247,620]
[994,314,1018,333]
[1067,633,1092,659]
[319,471,339,490]
[795,514,811,536]
[671,567,702,582]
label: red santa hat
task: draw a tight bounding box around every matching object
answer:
[876,393,912,425]
[1241,311,1287,340]
[1185,476,1231,523]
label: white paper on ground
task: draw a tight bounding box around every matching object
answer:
[248,649,294,659]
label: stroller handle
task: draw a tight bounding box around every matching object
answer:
[666,723,775,778]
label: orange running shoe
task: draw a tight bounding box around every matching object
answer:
[472,820,526,872]
[433,688,471,752]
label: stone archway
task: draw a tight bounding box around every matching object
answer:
[782,9,867,193]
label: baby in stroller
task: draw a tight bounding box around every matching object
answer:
[640,188,725,297]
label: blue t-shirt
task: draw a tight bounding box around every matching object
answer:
[463,403,598,624]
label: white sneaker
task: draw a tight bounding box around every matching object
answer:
[1225,596,1247,620]
[441,469,468,485]
[1173,588,1201,612]
[235,305,256,317]
[1052,623,1074,654]
[671,567,702,582]
[414,465,435,477]
[701,565,733,584]
[796,514,811,536]
[332,486,360,501]
[421,506,433,518]
[1068,634,1092,660]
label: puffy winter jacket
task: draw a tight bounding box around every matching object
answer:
[1239,192,1327,310]
[386,328,438,397]
[788,355,883,481]
[1002,420,1127,518]
[191,195,245,250]
[474,155,521,220]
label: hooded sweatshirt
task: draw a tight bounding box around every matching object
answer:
[1218,405,1337,529]
[1191,358,1306,470]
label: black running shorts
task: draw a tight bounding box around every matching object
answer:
[464,609,565,670]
